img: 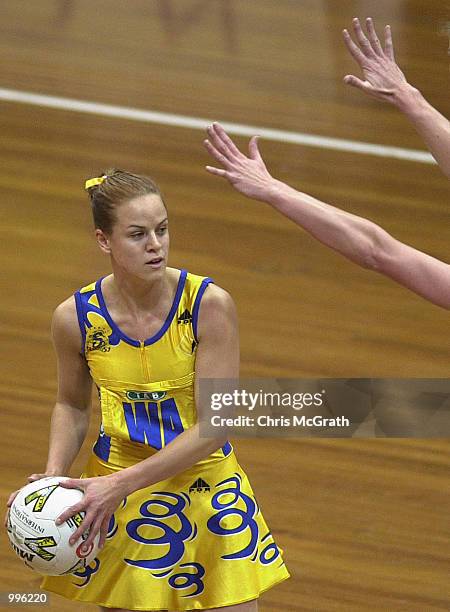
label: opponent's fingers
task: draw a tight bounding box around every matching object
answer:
[365,18,384,56]
[248,136,263,162]
[203,139,231,168]
[206,125,236,161]
[343,75,374,94]
[211,123,244,158]
[384,25,395,60]
[343,29,366,65]
[344,75,392,99]
[352,17,376,58]
[205,165,228,178]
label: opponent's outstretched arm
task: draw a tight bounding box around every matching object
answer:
[343,17,450,178]
[204,123,450,309]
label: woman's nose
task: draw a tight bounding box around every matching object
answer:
[146,232,161,250]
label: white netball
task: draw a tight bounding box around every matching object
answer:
[7,476,100,576]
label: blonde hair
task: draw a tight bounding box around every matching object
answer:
[85,169,164,234]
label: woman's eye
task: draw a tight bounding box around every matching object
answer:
[157,227,167,235]
[131,233,144,238]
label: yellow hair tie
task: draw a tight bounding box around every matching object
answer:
[85,175,107,190]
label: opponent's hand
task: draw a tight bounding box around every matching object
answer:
[57,475,127,551]
[343,17,409,105]
[204,123,276,202]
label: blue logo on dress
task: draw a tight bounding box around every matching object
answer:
[125,492,205,596]
[207,474,259,560]
[125,492,195,570]
[168,562,205,597]
[72,558,100,587]
[258,531,281,565]
[152,561,205,598]
[123,398,184,450]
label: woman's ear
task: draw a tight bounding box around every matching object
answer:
[95,229,111,255]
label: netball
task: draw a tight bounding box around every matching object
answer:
[7,477,99,576]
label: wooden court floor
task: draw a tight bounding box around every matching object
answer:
[0,1,449,610]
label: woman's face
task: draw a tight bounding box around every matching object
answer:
[98,193,169,280]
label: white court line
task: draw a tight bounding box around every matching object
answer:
[0,87,435,164]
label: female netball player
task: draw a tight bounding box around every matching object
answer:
[343,18,450,178]
[7,171,289,611]
[203,120,449,308]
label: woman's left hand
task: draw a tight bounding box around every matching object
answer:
[56,475,127,552]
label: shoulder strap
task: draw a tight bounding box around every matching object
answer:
[192,277,214,342]
[73,280,104,355]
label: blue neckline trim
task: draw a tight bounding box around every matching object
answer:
[95,270,187,347]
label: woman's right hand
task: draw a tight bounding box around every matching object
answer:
[5,473,51,528]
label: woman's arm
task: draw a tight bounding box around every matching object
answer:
[203,122,450,309]
[5,297,92,520]
[44,298,93,475]
[343,17,450,178]
[56,284,239,550]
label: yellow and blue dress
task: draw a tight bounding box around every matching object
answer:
[42,269,289,610]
